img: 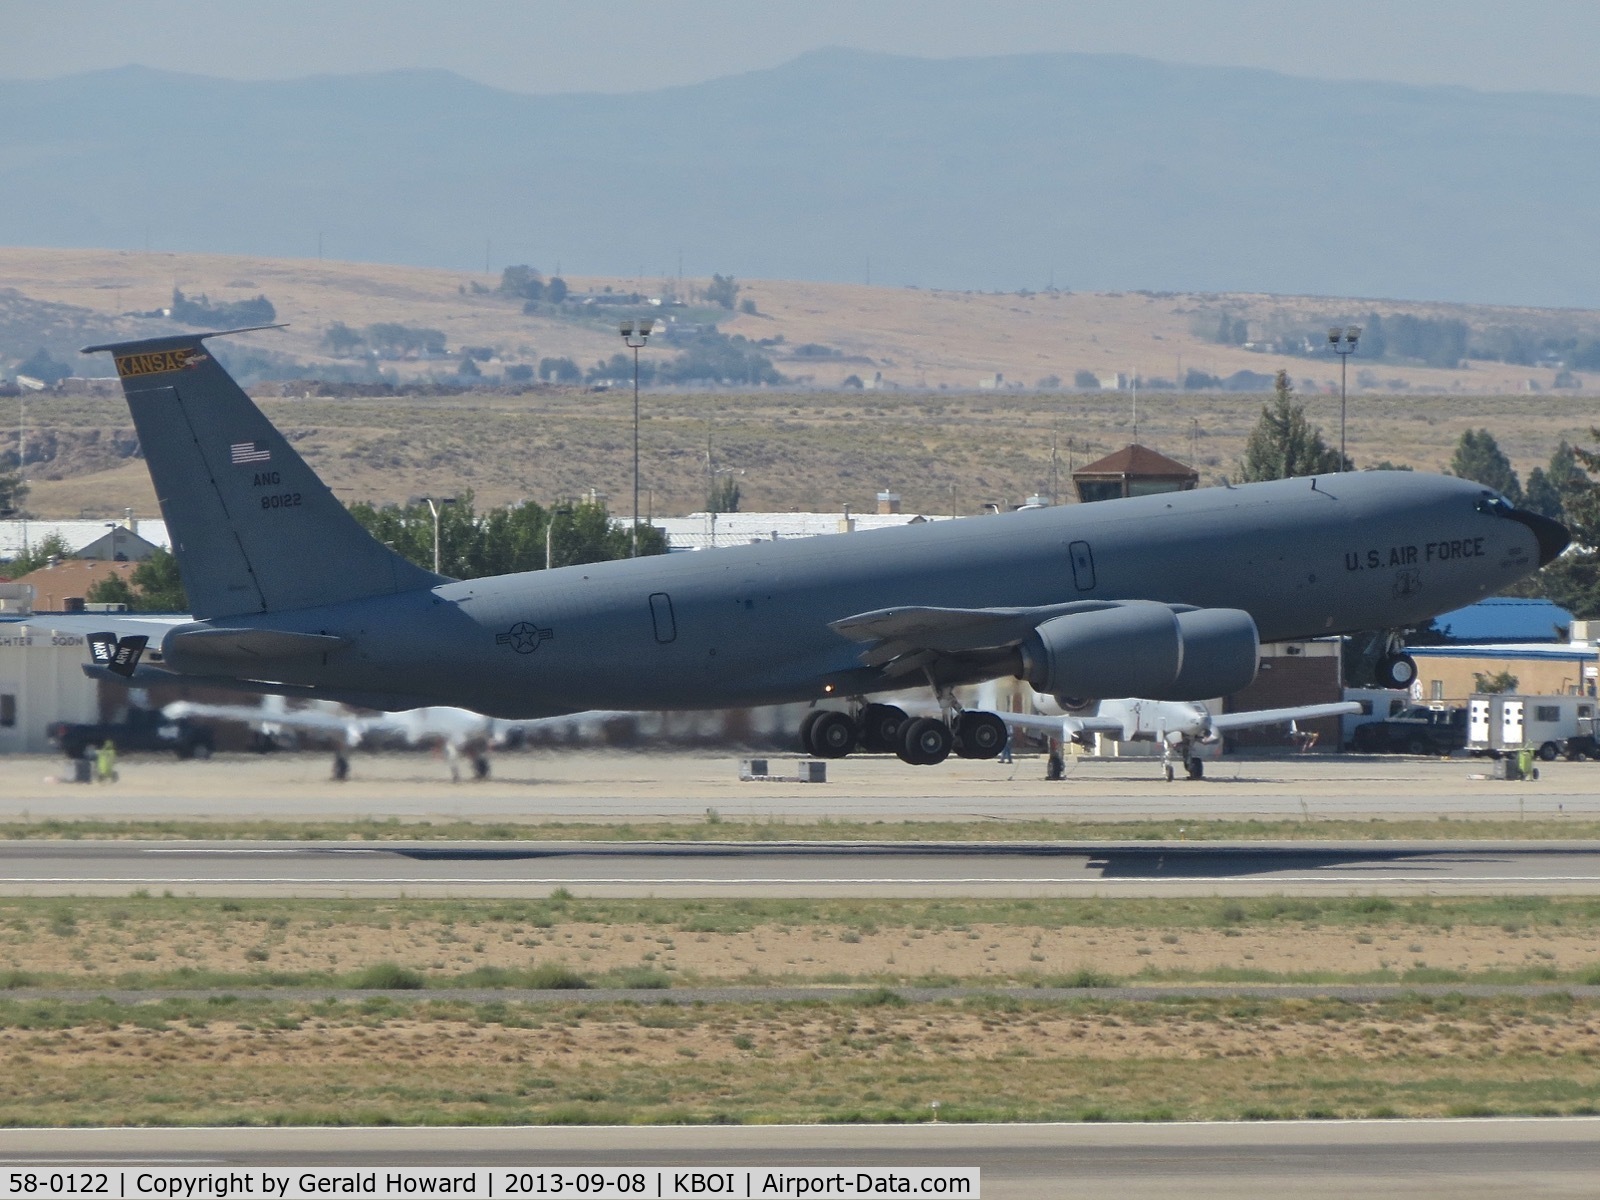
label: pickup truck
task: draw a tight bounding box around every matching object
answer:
[48,708,215,761]
[1348,705,1468,756]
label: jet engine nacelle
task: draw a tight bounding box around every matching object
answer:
[1019,603,1260,702]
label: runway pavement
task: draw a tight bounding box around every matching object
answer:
[5,752,1600,825]
[4,1119,1600,1199]
[2,837,1599,896]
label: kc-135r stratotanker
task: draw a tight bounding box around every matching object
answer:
[78,327,1568,767]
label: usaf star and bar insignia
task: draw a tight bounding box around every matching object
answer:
[496,621,554,654]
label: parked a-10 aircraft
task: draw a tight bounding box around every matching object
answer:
[74,327,1567,766]
[161,697,628,781]
[997,694,1364,781]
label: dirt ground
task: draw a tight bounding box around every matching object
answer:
[0,906,1591,985]
[4,749,1599,821]
[7,1002,1597,1071]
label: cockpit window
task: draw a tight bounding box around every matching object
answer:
[1476,494,1516,517]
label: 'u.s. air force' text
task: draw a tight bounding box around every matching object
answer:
[1345,537,1486,571]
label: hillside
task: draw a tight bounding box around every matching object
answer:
[4,51,1600,306]
[1,248,1595,521]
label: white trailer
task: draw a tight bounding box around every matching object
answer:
[1466,693,1599,760]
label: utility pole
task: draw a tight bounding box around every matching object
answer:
[421,496,455,574]
[619,320,655,556]
[1328,326,1362,471]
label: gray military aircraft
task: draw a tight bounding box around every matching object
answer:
[77,327,1567,767]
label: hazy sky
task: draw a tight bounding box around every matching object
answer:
[8,0,1600,97]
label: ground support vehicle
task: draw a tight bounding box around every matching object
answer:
[47,708,215,760]
[1466,694,1600,761]
[1348,705,1467,755]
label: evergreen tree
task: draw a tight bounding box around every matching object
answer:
[0,470,26,517]
[1528,431,1600,615]
[1449,429,1523,504]
[1238,371,1345,481]
[1,532,74,578]
[1522,467,1563,521]
[708,474,741,514]
[1549,441,1587,511]
[84,572,137,608]
[129,548,189,611]
[346,493,665,579]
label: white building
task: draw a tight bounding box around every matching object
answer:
[650,509,946,552]
[0,517,169,562]
[0,601,100,753]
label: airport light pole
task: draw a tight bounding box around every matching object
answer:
[1328,326,1361,472]
[421,496,455,574]
[619,320,654,556]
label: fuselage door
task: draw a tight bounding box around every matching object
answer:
[649,592,677,644]
[1068,541,1096,591]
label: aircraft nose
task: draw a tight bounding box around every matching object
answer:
[1508,508,1571,566]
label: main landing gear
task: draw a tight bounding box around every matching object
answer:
[1374,651,1418,690]
[799,704,1009,766]
[1353,630,1417,690]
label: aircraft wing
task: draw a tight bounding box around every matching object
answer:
[164,699,361,736]
[830,600,1127,672]
[1206,701,1363,731]
[990,711,1124,739]
[13,613,190,641]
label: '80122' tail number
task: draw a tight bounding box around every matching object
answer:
[261,492,302,510]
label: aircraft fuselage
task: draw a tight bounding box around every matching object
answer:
[193,470,1542,718]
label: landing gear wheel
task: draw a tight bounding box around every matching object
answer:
[898,717,953,766]
[1163,761,1175,782]
[1186,757,1204,781]
[332,752,350,782]
[857,703,908,754]
[1376,653,1417,690]
[954,711,1008,759]
[799,710,827,755]
[809,710,858,759]
[472,754,491,779]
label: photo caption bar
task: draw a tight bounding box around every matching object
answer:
[0,1167,979,1199]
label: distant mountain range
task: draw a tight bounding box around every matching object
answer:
[3,49,1599,307]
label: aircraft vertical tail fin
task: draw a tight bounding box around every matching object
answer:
[84,328,439,619]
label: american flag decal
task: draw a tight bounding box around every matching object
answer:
[230,441,271,465]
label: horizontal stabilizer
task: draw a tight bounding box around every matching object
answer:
[163,626,349,662]
[82,664,437,713]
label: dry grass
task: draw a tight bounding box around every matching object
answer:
[2,247,1596,518]
[2,895,1599,991]
[0,992,1596,1125]
[6,382,1595,521]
